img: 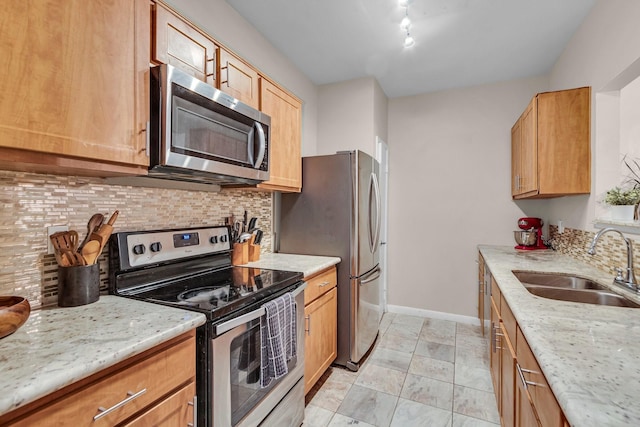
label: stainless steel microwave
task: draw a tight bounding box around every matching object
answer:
[148,64,270,185]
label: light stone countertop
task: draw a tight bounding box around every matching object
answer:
[241,253,341,278]
[478,245,640,427]
[0,295,206,417]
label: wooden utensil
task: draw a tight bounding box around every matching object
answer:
[50,231,80,266]
[81,240,101,265]
[88,211,119,252]
[78,213,104,251]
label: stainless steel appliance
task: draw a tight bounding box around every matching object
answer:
[279,150,382,371]
[109,226,305,427]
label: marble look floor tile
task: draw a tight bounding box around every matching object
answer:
[454,364,494,393]
[454,344,489,370]
[304,404,335,427]
[455,334,488,353]
[420,322,457,346]
[369,347,413,372]
[379,313,395,334]
[423,317,457,334]
[354,363,406,396]
[328,413,376,427]
[414,340,455,362]
[390,314,425,328]
[400,373,454,410]
[452,413,501,427]
[453,385,500,424]
[337,385,398,427]
[309,378,353,412]
[327,366,359,384]
[378,332,418,353]
[456,323,485,339]
[409,354,455,383]
[390,398,453,427]
[386,322,420,339]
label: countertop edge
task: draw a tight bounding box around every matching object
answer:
[240,253,341,278]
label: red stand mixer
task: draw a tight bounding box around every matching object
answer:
[514,217,548,250]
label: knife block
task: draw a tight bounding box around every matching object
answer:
[232,242,249,265]
[249,244,260,262]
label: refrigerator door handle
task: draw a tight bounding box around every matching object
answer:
[360,266,381,285]
[368,172,382,253]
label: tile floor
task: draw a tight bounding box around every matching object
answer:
[303,313,500,427]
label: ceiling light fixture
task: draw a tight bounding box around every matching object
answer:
[400,0,415,48]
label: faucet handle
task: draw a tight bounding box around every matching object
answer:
[615,267,625,282]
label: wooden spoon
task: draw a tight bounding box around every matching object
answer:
[81,240,101,265]
[78,213,104,251]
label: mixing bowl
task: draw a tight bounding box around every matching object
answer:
[514,230,537,246]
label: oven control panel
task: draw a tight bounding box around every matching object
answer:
[123,226,231,268]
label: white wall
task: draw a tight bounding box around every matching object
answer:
[164,0,319,156]
[316,77,387,157]
[546,0,640,231]
[387,76,549,317]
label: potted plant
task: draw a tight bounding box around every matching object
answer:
[604,186,640,221]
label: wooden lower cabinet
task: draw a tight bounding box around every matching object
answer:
[0,331,197,427]
[484,259,567,427]
[303,266,338,394]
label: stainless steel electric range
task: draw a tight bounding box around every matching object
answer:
[109,226,306,427]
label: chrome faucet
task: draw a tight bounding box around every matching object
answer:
[587,227,638,292]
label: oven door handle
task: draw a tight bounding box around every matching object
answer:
[215,282,306,335]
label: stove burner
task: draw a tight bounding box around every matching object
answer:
[177,286,238,307]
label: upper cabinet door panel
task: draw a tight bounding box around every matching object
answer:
[219,48,260,109]
[153,2,216,86]
[0,0,150,170]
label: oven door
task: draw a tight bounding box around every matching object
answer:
[210,283,306,427]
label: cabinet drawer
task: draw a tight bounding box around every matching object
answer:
[491,276,501,314]
[122,381,196,427]
[11,333,195,426]
[304,267,337,305]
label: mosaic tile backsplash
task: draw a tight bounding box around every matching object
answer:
[548,225,640,278]
[0,170,273,308]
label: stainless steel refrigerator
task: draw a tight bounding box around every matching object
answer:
[279,150,382,371]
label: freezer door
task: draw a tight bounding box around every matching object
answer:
[354,151,381,276]
[351,265,382,364]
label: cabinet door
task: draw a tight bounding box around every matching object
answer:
[517,328,563,427]
[153,2,217,86]
[122,382,196,427]
[490,300,501,411]
[519,99,538,196]
[0,0,149,175]
[219,48,260,109]
[500,331,516,427]
[258,78,302,192]
[304,287,337,394]
[511,119,522,196]
[515,367,541,427]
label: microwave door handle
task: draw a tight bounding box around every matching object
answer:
[247,126,255,166]
[253,122,266,168]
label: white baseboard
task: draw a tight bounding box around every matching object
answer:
[386,304,481,326]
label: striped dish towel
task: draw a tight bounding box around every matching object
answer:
[260,292,297,388]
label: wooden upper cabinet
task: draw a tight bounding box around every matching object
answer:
[0,0,150,176]
[152,1,217,86]
[258,78,302,192]
[511,87,591,199]
[219,48,260,109]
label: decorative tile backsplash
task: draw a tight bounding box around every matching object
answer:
[548,225,640,277]
[0,170,272,308]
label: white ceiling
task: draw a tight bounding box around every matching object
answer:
[226,0,596,98]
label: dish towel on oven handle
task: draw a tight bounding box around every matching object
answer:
[260,292,297,388]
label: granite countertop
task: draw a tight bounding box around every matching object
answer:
[478,245,640,427]
[241,253,341,278]
[0,295,206,417]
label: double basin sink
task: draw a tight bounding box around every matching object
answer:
[513,271,640,308]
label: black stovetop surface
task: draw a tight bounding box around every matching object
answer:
[119,265,302,321]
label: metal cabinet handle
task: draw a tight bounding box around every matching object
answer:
[93,388,147,420]
[205,57,215,78]
[305,314,311,335]
[319,281,331,287]
[491,323,503,352]
[516,363,545,389]
[220,64,230,87]
[187,395,197,427]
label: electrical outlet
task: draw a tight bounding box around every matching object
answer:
[558,220,565,234]
[47,225,69,254]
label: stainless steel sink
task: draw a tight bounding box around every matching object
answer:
[513,271,640,308]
